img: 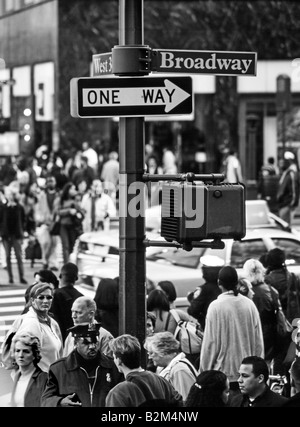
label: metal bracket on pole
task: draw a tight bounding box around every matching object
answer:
[143,172,225,184]
[112,45,152,75]
[144,238,225,252]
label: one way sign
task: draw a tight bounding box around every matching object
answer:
[70,76,193,118]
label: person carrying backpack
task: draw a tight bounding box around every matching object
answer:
[147,289,202,366]
[144,331,198,404]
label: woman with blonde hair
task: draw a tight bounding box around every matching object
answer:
[15,282,63,372]
[9,333,48,407]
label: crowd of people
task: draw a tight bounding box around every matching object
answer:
[0,145,300,407]
[0,143,120,282]
[0,255,299,408]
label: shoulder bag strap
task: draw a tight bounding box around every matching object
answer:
[177,359,198,379]
[164,312,172,331]
[169,309,181,324]
[268,286,279,312]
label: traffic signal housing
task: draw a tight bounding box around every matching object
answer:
[161,181,246,245]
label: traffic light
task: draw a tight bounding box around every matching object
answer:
[161,181,246,245]
[19,108,33,142]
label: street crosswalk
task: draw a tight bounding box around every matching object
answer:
[0,288,26,357]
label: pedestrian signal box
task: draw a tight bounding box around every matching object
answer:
[161,182,246,244]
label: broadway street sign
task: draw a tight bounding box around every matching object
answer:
[70,76,193,118]
[151,49,257,76]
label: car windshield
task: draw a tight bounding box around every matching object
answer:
[147,246,206,268]
[231,239,268,268]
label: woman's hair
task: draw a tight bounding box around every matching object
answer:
[146,289,170,321]
[243,258,265,283]
[11,333,42,367]
[29,283,54,300]
[94,277,119,310]
[157,281,177,304]
[144,331,180,357]
[185,370,228,407]
[60,181,74,203]
[34,269,59,289]
[109,334,141,369]
[237,277,253,297]
[146,311,156,329]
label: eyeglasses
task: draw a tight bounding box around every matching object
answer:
[36,295,53,301]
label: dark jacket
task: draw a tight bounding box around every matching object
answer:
[41,350,113,407]
[281,391,300,407]
[265,268,300,322]
[11,367,48,407]
[277,167,298,209]
[50,286,83,342]
[230,386,288,407]
[187,281,221,329]
[252,282,277,361]
[94,278,119,337]
[0,202,25,239]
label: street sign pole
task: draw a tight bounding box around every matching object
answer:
[118,0,147,354]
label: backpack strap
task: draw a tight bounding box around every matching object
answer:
[169,309,181,324]
[268,285,279,312]
[165,312,172,331]
[176,359,198,379]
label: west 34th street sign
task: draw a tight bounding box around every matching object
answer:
[70,76,193,118]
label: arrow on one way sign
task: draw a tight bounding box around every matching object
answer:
[70,76,193,118]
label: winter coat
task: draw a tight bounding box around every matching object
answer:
[41,350,113,407]
[10,367,48,407]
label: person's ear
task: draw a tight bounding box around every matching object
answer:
[258,374,265,384]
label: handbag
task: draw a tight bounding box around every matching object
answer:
[25,238,42,260]
[49,215,60,236]
[269,286,293,338]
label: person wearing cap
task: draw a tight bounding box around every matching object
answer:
[199,265,264,398]
[63,296,113,359]
[41,323,113,407]
[14,283,63,373]
[276,150,299,226]
[50,262,83,343]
